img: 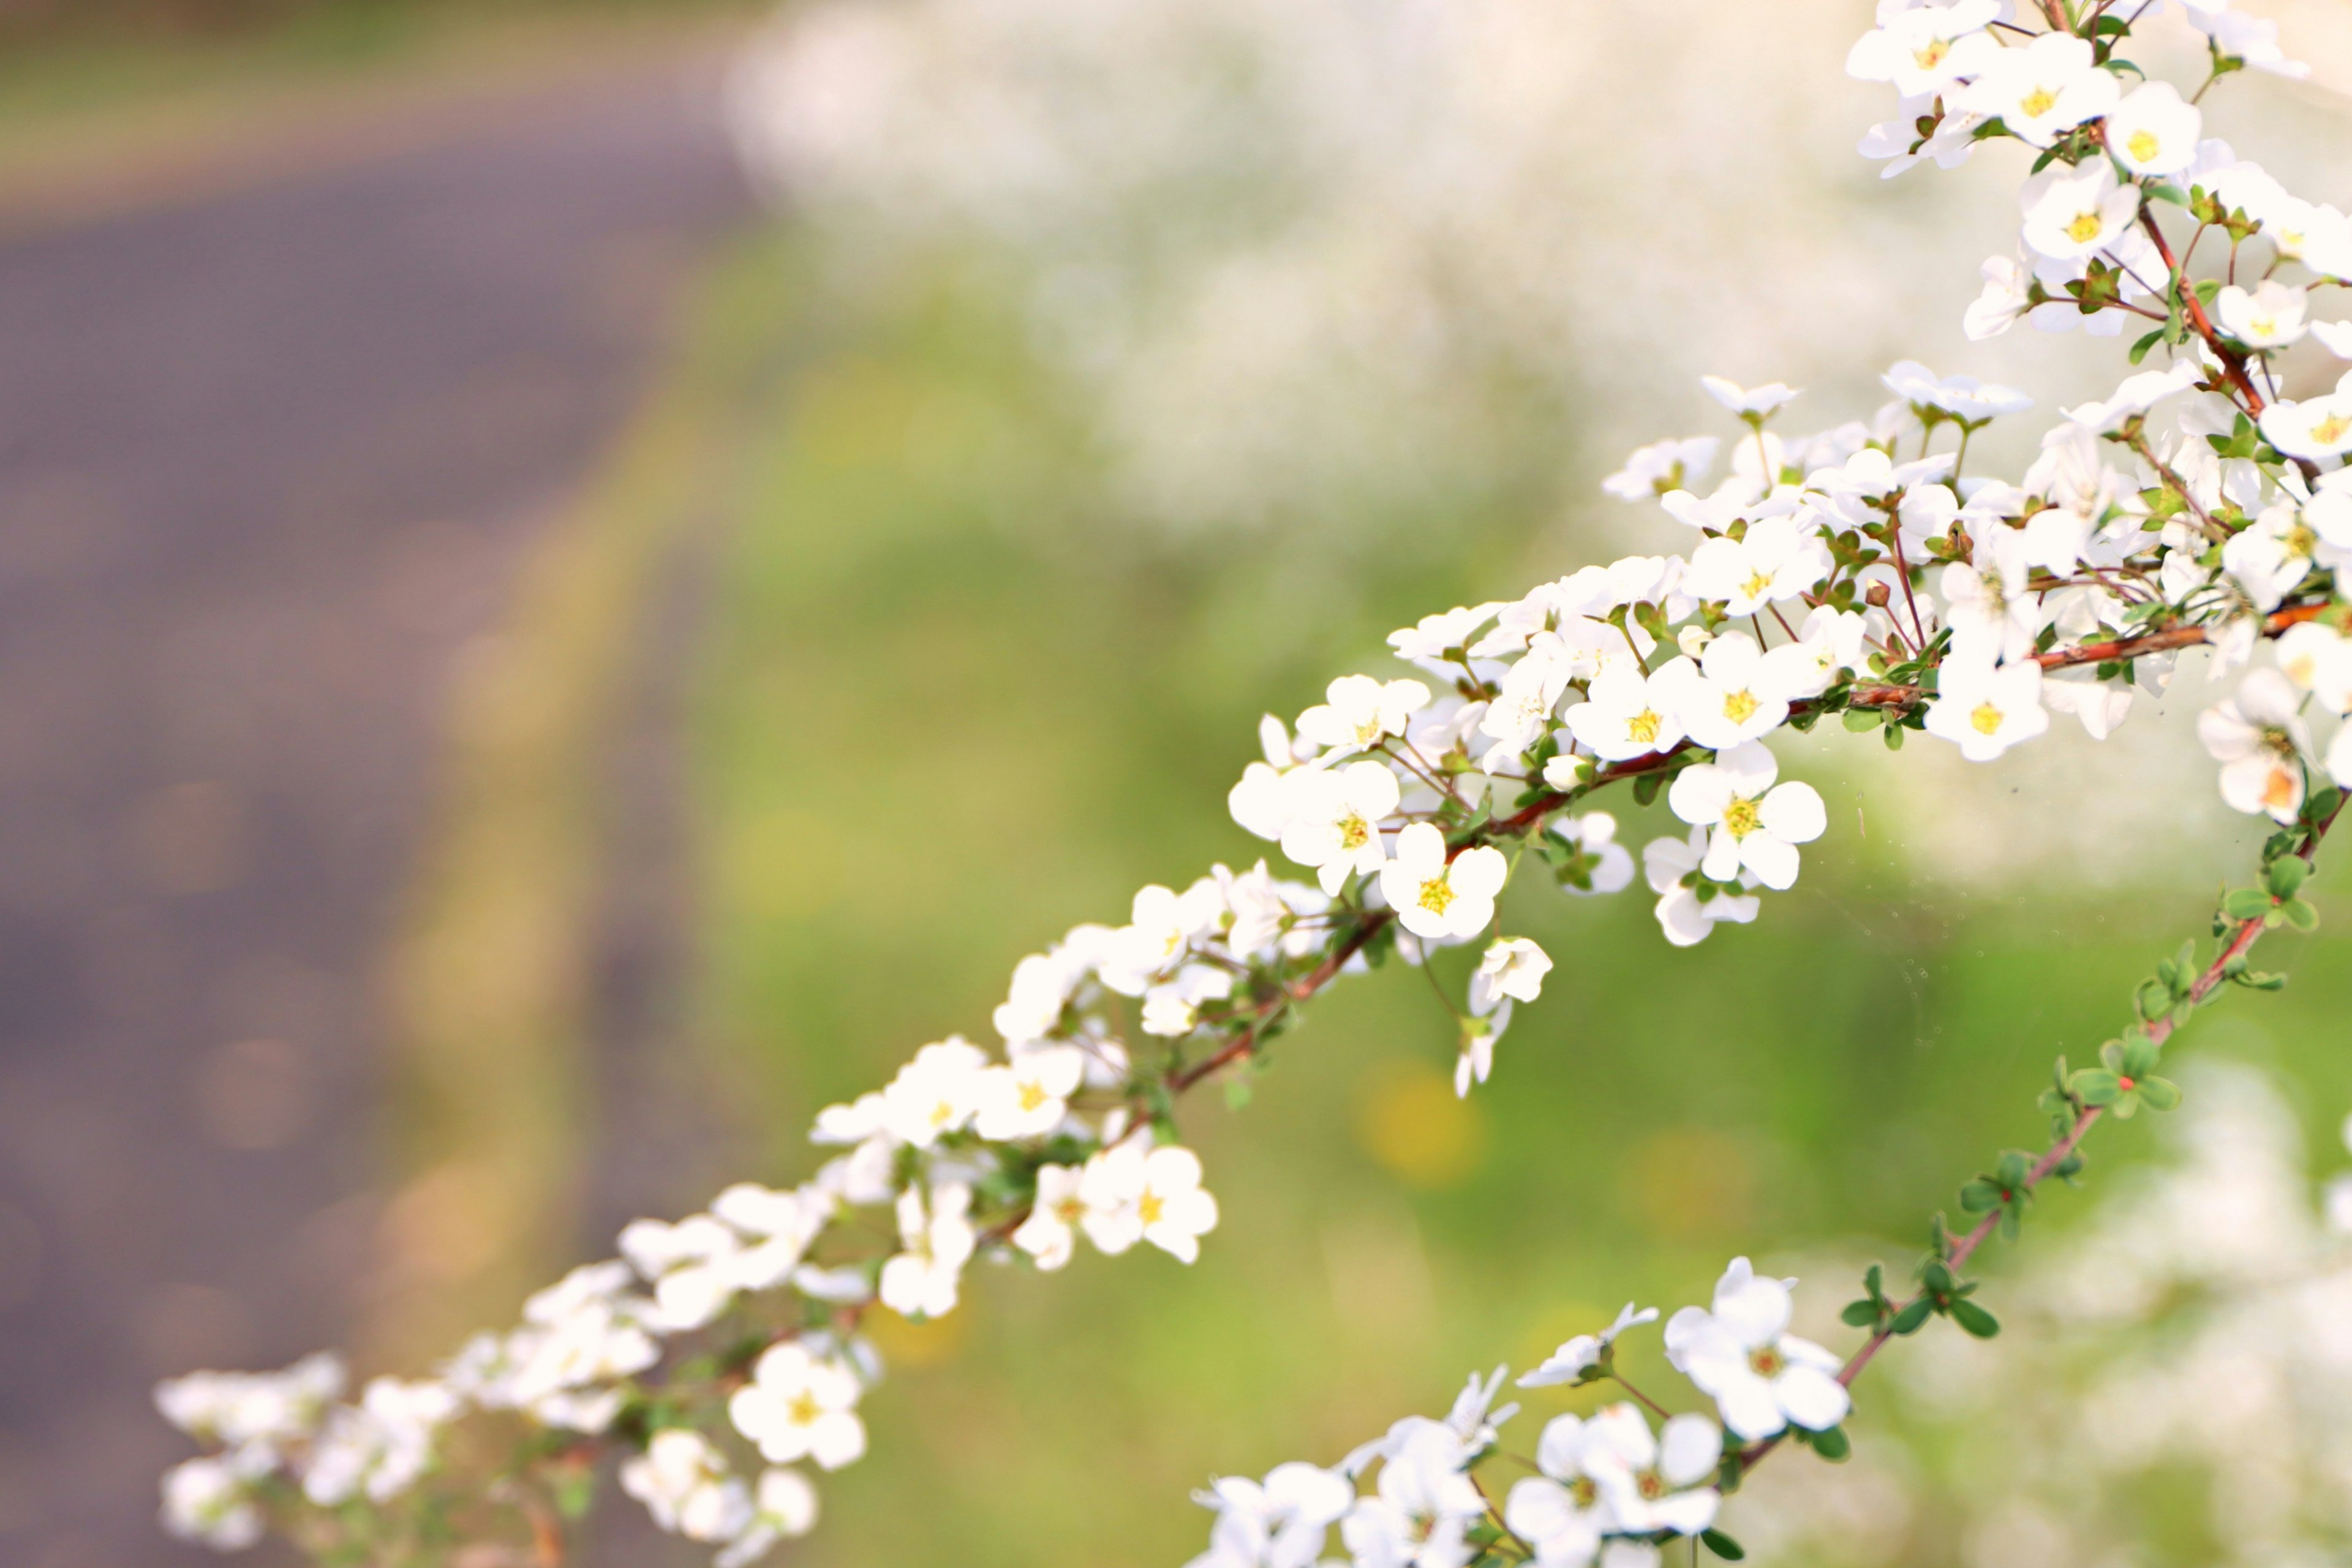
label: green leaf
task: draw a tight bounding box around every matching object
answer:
[2267,856,2311,898]
[1882,723,1905,751]
[1806,1425,1852,1462]
[2118,1033,2160,1077]
[1632,772,1663,807]
[2135,979,2172,1020]
[2070,1068,2123,1105]
[1843,707,1881,732]
[2225,886,2275,921]
[1841,1298,1882,1327]
[2284,897,2321,932]
[1890,1297,1934,1335]
[1959,1178,2002,1213]
[1948,1298,2002,1338]
[1920,1258,1954,1295]
[2128,327,2165,364]
[1701,1528,1747,1561]
[2136,1075,2182,1112]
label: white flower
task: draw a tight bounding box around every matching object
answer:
[1578,1404,1722,1537]
[1880,358,2030,423]
[303,1377,461,1507]
[1518,1303,1660,1388]
[1077,1139,1219,1261]
[1481,635,1583,755]
[1012,1163,1088,1270]
[1561,662,1689,763]
[1470,937,1550,1016]
[1141,963,1236,1037]
[1380,823,1509,942]
[2217,279,2308,348]
[715,1468,821,1568]
[620,1213,744,1333]
[2311,320,2352,359]
[878,1036,992,1148]
[1643,827,1761,948]
[161,1457,264,1551]
[2222,502,2316,612]
[2199,668,2312,823]
[2274,620,2352,713]
[2192,6,2310,78]
[878,1181,975,1318]
[1297,674,1431,756]
[1667,741,1825,892]
[1390,605,1504,673]
[971,1044,1087,1140]
[1603,437,1719,502]
[2103,80,2201,176]
[1502,1416,1615,1568]
[1662,633,1809,751]
[2043,670,2135,740]
[1102,879,1224,993]
[1939,530,2045,665]
[1845,2,2001,97]
[1924,658,2050,761]
[1189,1462,1356,1568]
[728,1342,866,1471]
[2061,359,2203,434]
[1958,31,2118,148]
[1699,376,1798,418]
[2329,723,2352,792]
[1545,812,1636,896]
[1683,517,1830,617]
[2019,158,2139,262]
[1664,1258,1850,1441]
[1777,606,1871,698]
[620,1429,754,1544]
[2260,377,2352,461]
[1966,254,2032,341]
[1341,1422,1483,1568]
[156,1353,345,1452]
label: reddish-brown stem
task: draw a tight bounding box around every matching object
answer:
[2140,212,2268,416]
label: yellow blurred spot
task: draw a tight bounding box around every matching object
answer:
[1625,1126,1756,1241]
[733,805,846,921]
[864,1303,967,1368]
[1355,1059,1483,1189]
[1517,1300,1605,1376]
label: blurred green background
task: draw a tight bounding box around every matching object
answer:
[3,2,2349,1567]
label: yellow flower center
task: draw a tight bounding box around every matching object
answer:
[1913,39,1950,70]
[788,1392,821,1427]
[2127,128,2160,164]
[1970,701,2005,736]
[1721,796,1762,839]
[1054,1196,1084,1224]
[1569,1477,1599,1509]
[1722,688,1758,724]
[2064,211,2104,244]
[1627,708,1661,744]
[1018,1080,1049,1112]
[2288,524,2316,558]
[1354,717,1384,742]
[1742,569,1774,601]
[2313,413,2352,446]
[1338,812,1370,850]
[1139,1189,1166,1226]
[2019,85,2059,118]
[1417,875,1455,916]
[2263,767,2300,812]
[1749,1344,1786,1378]
[1637,1471,1667,1501]
[930,1099,956,1128]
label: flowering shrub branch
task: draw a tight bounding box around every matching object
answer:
[154,3,2352,1566]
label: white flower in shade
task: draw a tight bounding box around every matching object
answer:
[303,1377,461,1507]
[1078,1139,1219,1262]
[1502,1415,1615,1568]
[2060,359,2203,435]
[1297,674,1432,756]
[2261,379,2352,462]
[1665,1258,1850,1441]
[2103,80,2201,176]
[1925,658,2050,761]
[1482,636,1583,755]
[1578,1404,1722,1537]
[1958,30,2117,147]
[878,1036,991,1148]
[1519,1303,1660,1388]
[1188,1461,1356,1568]
[619,1213,744,1333]
[1012,1163,1088,1270]
[1102,879,1224,993]
[1667,742,1826,892]
[1940,530,2044,666]
[1562,662,1689,763]
[1545,812,1636,897]
[2217,279,2308,349]
[1662,632,1810,750]
[1340,1422,1484,1568]
[2222,502,2316,612]
[2330,725,2352,793]
[156,1352,345,1452]
[1603,437,1719,502]
[1470,937,1550,1016]
[1779,606,1871,698]
[1380,823,1509,942]
[620,1429,753,1544]
[2192,6,2310,78]
[715,1468,821,1568]
[971,1044,1087,1140]
[2019,158,2138,262]
[1844,1,2001,97]
[878,1182,975,1319]
[2043,671,2135,741]
[161,1458,264,1551]
[713,1183,832,1291]
[2274,621,2352,713]
[1966,254,2032,341]
[1141,964,1236,1038]
[1699,376,1798,418]
[728,1343,866,1471]
[1643,828,1760,948]
[2199,668,2313,823]
[1880,358,2031,423]
[2312,320,2352,359]
[1682,518,1830,617]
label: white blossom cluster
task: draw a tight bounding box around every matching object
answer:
[1185,1260,1850,1568]
[154,2,2352,1565]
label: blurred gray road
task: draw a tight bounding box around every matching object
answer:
[0,59,750,1568]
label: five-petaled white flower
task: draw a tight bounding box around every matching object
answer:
[1578,1404,1722,1538]
[728,1343,867,1471]
[1278,760,1400,894]
[1471,937,1551,1016]
[1341,1422,1485,1568]
[715,1468,820,1568]
[1939,529,2045,666]
[1661,633,1809,751]
[1188,1461,1356,1568]
[1958,31,2117,148]
[1924,658,2050,761]
[1603,437,1719,502]
[971,1044,1087,1140]
[1643,827,1760,948]
[1562,663,1689,763]
[1079,1139,1221,1262]
[2199,668,2312,823]
[2020,158,2139,263]
[1683,517,1830,617]
[878,1036,991,1148]
[1667,741,1826,892]
[1699,375,1798,418]
[1297,674,1431,756]
[1664,1257,1850,1441]
[1012,1163,1088,1271]
[877,1181,975,1319]
[2217,279,2309,349]
[1381,823,1509,941]
[1844,1,2000,99]
[620,1428,753,1544]
[2103,80,2202,176]
[1545,812,1637,896]
[2260,375,2352,462]
[1519,1302,1660,1389]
